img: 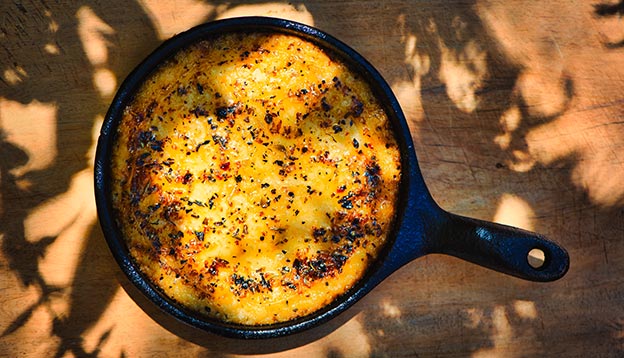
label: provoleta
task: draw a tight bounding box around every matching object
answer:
[110,31,401,325]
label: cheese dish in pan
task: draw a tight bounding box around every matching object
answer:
[110,31,401,325]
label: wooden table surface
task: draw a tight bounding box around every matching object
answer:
[1,1,623,357]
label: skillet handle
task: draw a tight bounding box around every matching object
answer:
[428,212,569,282]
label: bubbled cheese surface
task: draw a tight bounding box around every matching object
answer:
[111,32,401,325]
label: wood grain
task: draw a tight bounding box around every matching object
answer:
[1,1,623,357]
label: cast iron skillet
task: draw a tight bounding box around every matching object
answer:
[94,16,569,339]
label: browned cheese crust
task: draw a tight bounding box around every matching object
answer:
[110,32,401,325]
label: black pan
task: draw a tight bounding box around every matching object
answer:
[94,16,569,339]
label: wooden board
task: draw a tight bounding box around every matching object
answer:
[1,1,623,356]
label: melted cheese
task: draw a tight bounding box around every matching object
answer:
[111,32,401,325]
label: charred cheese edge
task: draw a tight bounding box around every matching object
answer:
[111,32,401,325]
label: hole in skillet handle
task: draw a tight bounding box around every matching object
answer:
[527,248,546,269]
[428,212,570,282]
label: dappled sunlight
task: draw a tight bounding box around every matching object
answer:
[215,2,314,25]
[139,0,218,40]
[401,26,486,119]
[3,68,27,86]
[224,313,374,358]
[77,288,199,357]
[392,15,429,125]
[476,0,624,207]
[93,68,117,98]
[463,307,484,329]
[401,12,488,115]
[402,32,431,80]
[1,2,381,355]
[393,78,425,128]
[139,1,314,41]
[44,9,61,33]
[77,6,118,99]
[0,99,57,178]
[471,305,512,358]
[1,0,622,356]
[0,1,159,356]
[77,6,114,66]
[492,193,535,230]
[380,298,403,320]
[386,1,622,356]
[493,106,520,150]
[515,69,570,119]
[43,42,61,55]
[478,2,570,119]
[513,300,537,320]
[526,114,624,206]
[570,151,624,207]
[35,168,97,286]
[0,280,50,336]
[317,314,372,358]
[507,149,536,173]
[438,35,487,114]
[594,1,624,48]
[468,302,541,358]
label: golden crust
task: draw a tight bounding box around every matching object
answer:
[110,32,401,325]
